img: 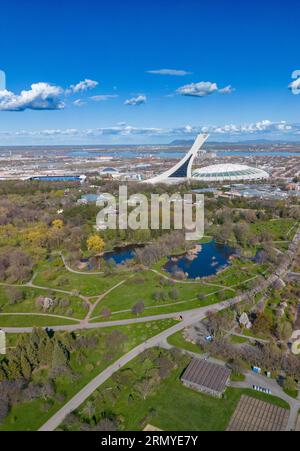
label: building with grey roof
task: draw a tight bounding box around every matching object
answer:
[181,358,231,398]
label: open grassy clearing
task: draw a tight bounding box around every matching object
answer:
[249,218,296,241]
[202,261,269,288]
[0,319,176,431]
[229,334,249,344]
[90,269,230,318]
[0,314,78,327]
[34,258,128,297]
[0,286,88,319]
[91,260,268,320]
[167,329,203,354]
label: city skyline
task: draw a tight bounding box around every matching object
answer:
[0,0,300,144]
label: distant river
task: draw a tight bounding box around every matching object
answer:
[68,149,300,159]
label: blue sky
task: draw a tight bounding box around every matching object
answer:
[0,0,300,144]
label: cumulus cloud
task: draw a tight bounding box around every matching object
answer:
[176,81,234,97]
[289,70,300,95]
[68,79,98,93]
[124,95,147,106]
[177,81,218,97]
[0,76,101,111]
[0,82,64,111]
[91,94,118,101]
[146,69,192,76]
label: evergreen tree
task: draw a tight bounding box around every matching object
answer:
[20,352,32,380]
[52,342,68,369]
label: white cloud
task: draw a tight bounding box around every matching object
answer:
[73,99,86,106]
[146,69,192,76]
[69,79,98,93]
[176,81,234,97]
[219,85,234,94]
[289,73,300,95]
[177,81,218,97]
[124,95,147,106]
[0,82,64,111]
[91,94,118,101]
[0,77,101,111]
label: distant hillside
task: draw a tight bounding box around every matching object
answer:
[169,139,194,146]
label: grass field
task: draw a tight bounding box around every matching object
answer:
[249,218,296,241]
[167,329,203,354]
[91,269,234,319]
[34,258,128,297]
[230,334,249,344]
[0,314,78,327]
[0,286,88,319]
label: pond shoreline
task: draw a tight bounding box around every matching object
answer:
[163,240,237,280]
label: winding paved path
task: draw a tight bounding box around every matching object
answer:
[60,253,104,275]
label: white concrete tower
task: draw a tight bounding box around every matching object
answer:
[145,133,209,184]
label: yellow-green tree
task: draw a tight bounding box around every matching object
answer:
[52,219,64,229]
[87,234,105,254]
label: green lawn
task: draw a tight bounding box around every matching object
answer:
[91,269,233,318]
[0,314,78,327]
[0,319,176,431]
[90,297,226,322]
[206,260,268,288]
[230,373,246,382]
[0,286,88,319]
[249,218,296,241]
[34,260,128,297]
[283,388,298,399]
[167,330,203,354]
[230,334,249,344]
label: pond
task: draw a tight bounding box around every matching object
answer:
[81,244,143,268]
[103,244,142,265]
[164,240,236,279]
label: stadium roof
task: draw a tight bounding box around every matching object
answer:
[100,167,119,173]
[192,163,269,182]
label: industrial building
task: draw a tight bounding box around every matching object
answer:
[181,358,231,398]
[28,175,86,183]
